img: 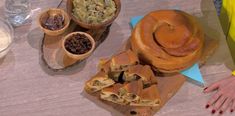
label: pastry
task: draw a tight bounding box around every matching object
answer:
[124,65,158,85]
[100,83,127,105]
[110,50,139,72]
[121,80,143,103]
[85,71,115,93]
[130,85,161,107]
[98,58,111,73]
[131,10,204,73]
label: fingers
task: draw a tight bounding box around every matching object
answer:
[204,82,220,93]
[219,98,232,114]
[207,92,222,106]
[213,95,227,111]
[231,100,235,113]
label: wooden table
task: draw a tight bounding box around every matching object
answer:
[0,0,234,116]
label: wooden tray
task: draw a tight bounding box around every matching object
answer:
[40,21,111,71]
[85,35,219,116]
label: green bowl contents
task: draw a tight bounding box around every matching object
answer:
[73,0,117,24]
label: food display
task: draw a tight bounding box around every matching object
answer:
[42,14,65,31]
[85,50,161,107]
[72,0,117,24]
[131,10,204,73]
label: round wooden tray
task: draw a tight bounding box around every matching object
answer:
[40,21,111,71]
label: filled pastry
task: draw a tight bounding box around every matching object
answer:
[110,50,139,72]
[85,71,115,93]
[100,84,127,105]
[121,80,143,103]
[124,65,158,86]
[130,85,161,107]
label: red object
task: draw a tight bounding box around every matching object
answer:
[219,111,223,114]
[212,109,216,114]
[205,104,210,109]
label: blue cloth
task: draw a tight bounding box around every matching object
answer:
[130,16,204,85]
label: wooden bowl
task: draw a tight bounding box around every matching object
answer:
[38,8,70,36]
[62,32,96,60]
[67,0,121,29]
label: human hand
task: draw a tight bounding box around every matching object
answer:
[204,76,235,115]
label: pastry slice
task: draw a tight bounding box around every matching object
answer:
[98,58,111,73]
[100,84,127,105]
[108,71,123,82]
[85,72,115,93]
[124,65,158,85]
[130,85,161,107]
[121,80,143,103]
[110,50,139,72]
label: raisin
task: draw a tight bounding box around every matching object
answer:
[65,34,92,55]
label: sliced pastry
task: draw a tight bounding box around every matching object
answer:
[85,71,115,93]
[130,85,161,107]
[124,65,158,85]
[98,58,111,73]
[110,50,139,72]
[121,80,143,103]
[100,84,127,105]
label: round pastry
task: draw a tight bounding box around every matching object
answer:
[131,10,204,73]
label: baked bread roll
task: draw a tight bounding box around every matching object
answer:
[130,85,161,107]
[124,65,158,85]
[131,10,204,73]
[110,50,139,72]
[85,72,115,93]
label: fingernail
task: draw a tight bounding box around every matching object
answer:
[203,87,208,91]
[205,104,210,109]
[231,109,234,112]
[219,111,223,114]
[212,109,216,114]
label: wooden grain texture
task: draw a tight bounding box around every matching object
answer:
[0,0,234,116]
[42,21,109,71]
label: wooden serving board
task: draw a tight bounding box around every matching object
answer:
[85,35,219,116]
[40,21,111,71]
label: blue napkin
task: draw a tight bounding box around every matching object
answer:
[130,16,204,85]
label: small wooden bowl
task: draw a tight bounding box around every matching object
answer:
[62,32,96,60]
[38,8,70,36]
[67,0,121,29]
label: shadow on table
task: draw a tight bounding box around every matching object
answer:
[27,27,43,50]
[199,0,235,70]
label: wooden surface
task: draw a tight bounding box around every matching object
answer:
[87,74,186,116]
[42,21,109,71]
[0,0,234,116]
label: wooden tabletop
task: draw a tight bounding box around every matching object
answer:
[0,0,234,116]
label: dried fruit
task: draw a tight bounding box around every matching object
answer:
[43,14,65,30]
[65,34,92,54]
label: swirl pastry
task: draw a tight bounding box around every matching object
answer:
[131,10,204,73]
